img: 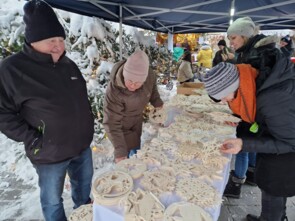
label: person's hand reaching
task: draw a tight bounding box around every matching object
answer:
[115,156,127,163]
[220,138,243,154]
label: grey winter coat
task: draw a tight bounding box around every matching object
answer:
[103,60,163,158]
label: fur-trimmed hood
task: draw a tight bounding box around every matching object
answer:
[235,34,277,69]
[254,35,279,48]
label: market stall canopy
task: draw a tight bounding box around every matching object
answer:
[44,0,295,33]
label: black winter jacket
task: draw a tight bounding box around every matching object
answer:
[235,34,276,68]
[234,35,277,129]
[280,44,294,58]
[239,47,295,197]
[0,43,94,164]
[234,35,295,197]
[212,47,235,67]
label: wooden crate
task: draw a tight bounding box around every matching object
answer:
[177,82,204,95]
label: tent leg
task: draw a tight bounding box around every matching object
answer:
[119,5,123,60]
[168,33,173,52]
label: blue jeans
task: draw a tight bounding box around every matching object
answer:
[33,148,93,221]
[234,152,256,179]
[128,146,140,158]
[260,190,287,220]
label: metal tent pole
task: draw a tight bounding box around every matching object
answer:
[119,4,123,60]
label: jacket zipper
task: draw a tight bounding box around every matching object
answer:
[239,89,253,124]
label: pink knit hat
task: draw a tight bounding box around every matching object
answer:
[123,50,149,82]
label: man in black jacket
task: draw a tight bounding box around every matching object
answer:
[212,39,235,66]
[0,1,94,220]
[280,35,294,58]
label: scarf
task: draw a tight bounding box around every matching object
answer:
[228,64,258,124]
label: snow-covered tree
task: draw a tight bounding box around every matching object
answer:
[0,0,173,148]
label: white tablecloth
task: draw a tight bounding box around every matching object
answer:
[93,204,124,221]
[93,156,231,221]
[93,106,232,221]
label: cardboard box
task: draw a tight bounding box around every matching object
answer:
[177,82,204,95]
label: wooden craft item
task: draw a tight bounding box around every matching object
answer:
[140,168,176,196]
[124,189,165,221]
[149,107,167,124]
[176,177,222,208]
[92,170,133,205]
[205,111,241,123]
[115,158,147,179]
[164,202,212,221]
[68,204,92,221]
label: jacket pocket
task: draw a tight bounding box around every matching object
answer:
[25,135,44,162]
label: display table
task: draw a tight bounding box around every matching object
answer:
[93,204,124,221]
[93,162,230,221]
[93,94,236,221]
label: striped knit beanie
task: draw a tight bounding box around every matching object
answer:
[203,62,239,100]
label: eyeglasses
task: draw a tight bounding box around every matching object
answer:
[125,80,143,87]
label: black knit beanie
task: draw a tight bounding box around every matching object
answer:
[217,39,226,47]
[281,35,291,45]
[23,0,66,43]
